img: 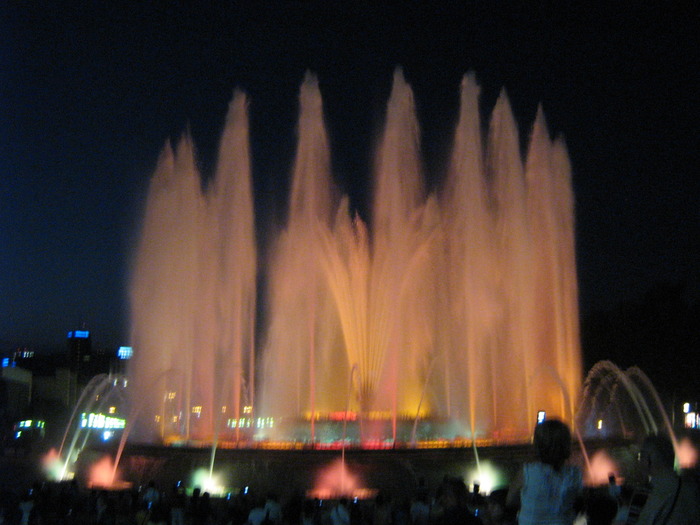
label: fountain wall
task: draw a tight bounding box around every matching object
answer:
[128,70,582,444]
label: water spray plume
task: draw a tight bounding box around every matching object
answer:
[42,448,64,481]
[89,455,119,488]
[313,458,363,499]
[128,69,581,444]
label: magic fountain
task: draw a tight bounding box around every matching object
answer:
[127,70,582,447]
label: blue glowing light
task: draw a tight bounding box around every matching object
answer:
[118,346,133,360]
[67,330,90,339]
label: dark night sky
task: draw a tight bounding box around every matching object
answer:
[1,3,698,384]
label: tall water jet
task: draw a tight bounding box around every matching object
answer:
[129,69,581,444]
[129,91,256,443]
[314,70,439,426]
[259,73,340,437]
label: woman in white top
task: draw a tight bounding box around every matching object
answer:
[507,419,583,525]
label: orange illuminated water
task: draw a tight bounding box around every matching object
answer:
[128,70,581,444]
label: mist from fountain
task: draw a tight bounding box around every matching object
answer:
[128,69,581,444]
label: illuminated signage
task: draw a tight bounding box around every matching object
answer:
[14,420,46,439]
[118,346,133,360]
[79,412,126,430]
[68,330,90,339]
[16,420,45,429]
[226,417,274,429]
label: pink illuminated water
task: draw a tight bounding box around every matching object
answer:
[128,70,581,444]
[88,455,119,488]
[310,458,365,499]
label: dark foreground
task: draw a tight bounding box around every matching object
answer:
[0,440,642,524]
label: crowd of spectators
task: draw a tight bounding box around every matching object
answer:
[1,424,697,525]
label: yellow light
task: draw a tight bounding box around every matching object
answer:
[108,406,116,414]
[154,415,161,422]
[221,406,227,413]
[597,419,603,430]
[167,391,176,400]
[243,405,252,414]
[192,406,202,414]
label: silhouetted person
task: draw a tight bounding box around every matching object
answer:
[227,493,251,525]
[193,491,212,525]
[507,419,583,525]
[264,492,282,525]
[189,487,202,524]
[170,484,186,525]
[1,489,22,525]
[434,477,480,525]
[482,489,516,525]
[248,496,268,525]
[142,480,160,510]
[330,498,350,525]
[582,488,617,525]
[373,491,392,525]
[410,488,430,525]
[636,433,700,525]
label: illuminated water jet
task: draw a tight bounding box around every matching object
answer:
[576,361,675,444]
[128,69,581,445]
[310,458,368,499]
